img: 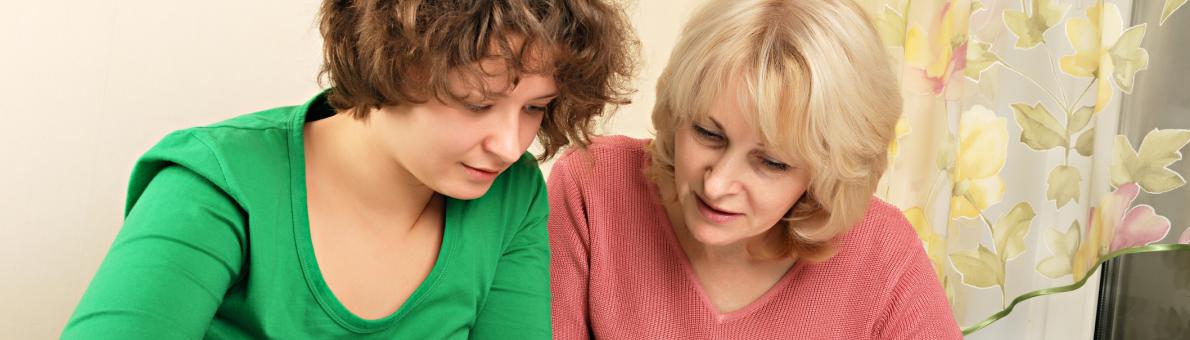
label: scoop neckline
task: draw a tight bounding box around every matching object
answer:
[287,92,460,333]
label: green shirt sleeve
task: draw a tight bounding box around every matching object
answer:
[63,165,246,339]
[469,164,552,339]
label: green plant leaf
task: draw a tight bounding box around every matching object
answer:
[1111,135,1142,187]
[1004,0,1069,49]
[994,202,1036,260]
[1163,0,1188,26]
[1137,129,1190,193]
[1047,165,1081,208]
[951,245,1004,288]
[1034,0,1068,26]
[1076,127,1096,156]
[1004,11,1037,48]
[1013,103,1067,151]
[1114,129,1190,193]
[965,39,999,81]
[1068,105,1095,135]
[1110,24,1149,94]
[1037,221,1081,279]
[1137,129,1190,169]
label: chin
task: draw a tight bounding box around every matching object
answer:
[684,217,741,247]
[435,181,495,200]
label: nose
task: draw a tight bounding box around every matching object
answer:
[483,106,525,165]
[702,156,744,200]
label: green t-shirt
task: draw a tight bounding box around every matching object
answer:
[63,92,551,339]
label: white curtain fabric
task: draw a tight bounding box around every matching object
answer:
[859,0,1190,334]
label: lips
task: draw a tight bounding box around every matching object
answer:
[463,163,502,181]
[465,165,500,174]
[695,194,743,224]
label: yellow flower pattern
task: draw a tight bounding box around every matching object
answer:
[951,105,1006,219]
[861,0,1190,334]
[1059,3,1149,112]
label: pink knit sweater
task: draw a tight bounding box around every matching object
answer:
[548,136,961,339]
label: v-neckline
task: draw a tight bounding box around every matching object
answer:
[287,92,460,333]
[645,178,805,323]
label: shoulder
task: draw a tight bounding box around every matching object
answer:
[182,105,298,157]
[837,200,959,337]
[127,105,301,213]
[143,104,297,166]
[546,136,661,236]
[836,198,917,251]
[550,135,651,186]
[798,198,937,309]
[824,197,924,275]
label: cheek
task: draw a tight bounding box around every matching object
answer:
[759,191,798,221]
[518,113,545,147]
[753,180,809,222]
[429,106,492,147]
[430,133,479,157]
[671,133,705,185]
[419,126,468,155]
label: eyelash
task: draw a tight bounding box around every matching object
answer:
[761,158,790,171]
[524,104,548,114]
[465,104,492,112]
[464,104,549,114]
[692,124,724,143]
[693,123,790,172]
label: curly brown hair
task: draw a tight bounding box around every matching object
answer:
[317,0,638,160]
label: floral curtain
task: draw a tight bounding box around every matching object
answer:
[859,0,1190,335]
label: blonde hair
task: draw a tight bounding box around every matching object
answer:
[648,0,900,261]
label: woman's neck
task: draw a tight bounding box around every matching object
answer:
[303,112,437,232]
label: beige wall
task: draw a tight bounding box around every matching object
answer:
[0,0,703,337]
[0,0,324,336]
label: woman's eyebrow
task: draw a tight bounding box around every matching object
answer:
[708,117,725,130]
[531,93,559,101]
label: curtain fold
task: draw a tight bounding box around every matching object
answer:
[859,0,1190,334]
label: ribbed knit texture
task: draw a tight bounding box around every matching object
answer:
[548,135,961,339]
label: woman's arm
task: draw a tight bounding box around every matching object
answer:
[62,165,245,339]
[546,155,594,339]
[872,224,962,340]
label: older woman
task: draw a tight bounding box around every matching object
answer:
[548,0,960,338]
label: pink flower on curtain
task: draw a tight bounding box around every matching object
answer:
[1072,183,1171,280]
[1100,183,1172,251]
[904,1,972,97]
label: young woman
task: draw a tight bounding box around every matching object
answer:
[548,0,961,338]
[64,0,635,338]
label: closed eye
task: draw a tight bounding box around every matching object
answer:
[465,103,493,112]
[692,124,725,144]
[760,157,790,171]
[524,104,549,114]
